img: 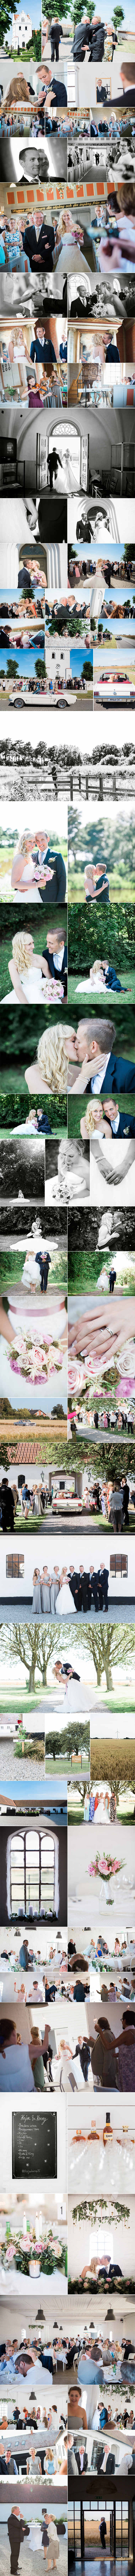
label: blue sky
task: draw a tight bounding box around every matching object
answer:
[100,613,135,635]
[0,586,44,602]
[69,645,93,675]
[0,644,45,676]
[70,542,130,564]
[89,0,135,18]
[95,643,135,664]
[101,583,135,603]
[8,0,41,24]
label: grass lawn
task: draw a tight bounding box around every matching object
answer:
[68,1244,135,1295]
[68,971,135,1004]
[45,1752,88,1773]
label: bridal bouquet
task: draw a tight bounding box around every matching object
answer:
[10,1340,62,1384]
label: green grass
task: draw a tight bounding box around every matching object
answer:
[0,1089,67,1134]
[68,972,135,1005]
[68,821,135,908]
[68,1245,135,1295]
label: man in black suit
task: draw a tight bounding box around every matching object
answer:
[77,1564,88,1613]
[109,1266,116,1292]
[121,1479,130,1524]
[35,1248,51,1293]
[0,1477,14,1533]
[75,2037,91,2082]
[97,1564,109,1610]
[41,854,66,907]
[54,1657,80,1682]
[50,17,63,54]
[68,1566,81,1611]
[87,1564,98,1610]
[22,220,55,271]
[7,2510,29,2573]
[42,927,67,990]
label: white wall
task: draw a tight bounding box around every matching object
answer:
[1,1532,134,1600]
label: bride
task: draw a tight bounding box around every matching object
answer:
[2,931,63,1006]
[76,960,111,997]
[58,1567,75,1616]
[45,1140,90,1204]
[11,831,52,900]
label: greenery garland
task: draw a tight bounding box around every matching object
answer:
[72,2200,130,2227]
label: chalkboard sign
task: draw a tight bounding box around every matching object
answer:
[12,2109,57,2180]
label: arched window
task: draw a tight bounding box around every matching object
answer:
[10,1829,55,1918]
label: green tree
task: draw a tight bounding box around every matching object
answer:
[0,0,12,38]
[112,2,124,24]
[73,0,95,20]
[46,1721,89,1759]
[124,545,135,567]
[35,657,45,684]
[82,658,92,683]
[0,1621,56,1695]
[32,22,41,50]
[89,1621,135,1693]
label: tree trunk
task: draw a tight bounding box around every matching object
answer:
[29,1648,37,1692]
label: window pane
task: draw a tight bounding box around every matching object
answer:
[41,1834,54,1915]
[11,1835,24,1915]
[26,1830,40,1912]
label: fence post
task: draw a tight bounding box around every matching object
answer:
[70,773,73,799]
[99,771,103,799]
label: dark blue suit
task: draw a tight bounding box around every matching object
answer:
[102,1057,135,1095]
[105,969,122,991]
[88,1056,135,1097]
[110,1113,135,1136]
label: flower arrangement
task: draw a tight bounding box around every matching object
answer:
[1,2223,66,2276]
[88,1850,122,1881]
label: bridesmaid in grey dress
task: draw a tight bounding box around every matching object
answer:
[32,1567,42,1613]
[41,1564,51,1614]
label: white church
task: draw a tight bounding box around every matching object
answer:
[45,639,70,693]
[12,10,32,47]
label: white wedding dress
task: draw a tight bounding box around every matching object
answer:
[3,964,44,1005]
[58,1581,75,1615]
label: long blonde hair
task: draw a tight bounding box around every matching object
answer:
[84,1101,100,1134]
[12,932,33,975]
[37,1027,67,1092]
